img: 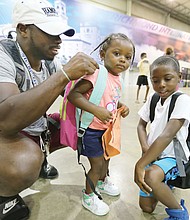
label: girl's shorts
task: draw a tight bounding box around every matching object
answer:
[81,127,105,158]
[140,157,179,197]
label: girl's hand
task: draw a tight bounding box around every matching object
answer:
[134,161,152,195]
[118,103,129,118]
[94,106,113,124]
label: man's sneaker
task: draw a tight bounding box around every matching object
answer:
[165,199,189,220]
[82,190,109,216]
[0,195,29,220]
[97,176,120,196]
[39,157,58,179]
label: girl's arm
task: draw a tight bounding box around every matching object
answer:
[68,79,113,124]
[135,118,185,194]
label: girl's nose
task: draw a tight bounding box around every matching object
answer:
[120,56,126,63]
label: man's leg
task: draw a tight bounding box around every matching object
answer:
[0,133,43,220]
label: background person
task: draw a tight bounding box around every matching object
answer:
[135,52,150,103]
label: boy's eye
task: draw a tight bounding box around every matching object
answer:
[151,78,159,83]
[165,77,172,81]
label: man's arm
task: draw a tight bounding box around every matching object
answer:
[0,52,99,136]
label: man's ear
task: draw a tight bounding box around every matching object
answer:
[16,24,28,35]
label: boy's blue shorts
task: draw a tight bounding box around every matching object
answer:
[81,127,106,158]
[140,157,179,197]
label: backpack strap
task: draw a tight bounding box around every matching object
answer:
[150,93,160,123]
[44,60,56,75]
[0,39,26,90]
[0,39,56,91]
[77,65,108,200]
[168,92,183,120]
[80,65,108,129]
[150,92,183,123]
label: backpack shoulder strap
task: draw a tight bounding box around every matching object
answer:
[80,65,108,128]
[150,93,160,123]
[0,39,26,89]
[168,92,183,121]
[150,92,183,123]
[44,60,56,75]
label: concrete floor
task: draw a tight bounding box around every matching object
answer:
[20,81,190,220]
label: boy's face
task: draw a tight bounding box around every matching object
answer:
[150,65,180,100]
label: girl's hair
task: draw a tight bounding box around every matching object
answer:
[91,33,135,65]
[150,55,180,74]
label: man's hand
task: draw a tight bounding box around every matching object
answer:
[62,52,99,80]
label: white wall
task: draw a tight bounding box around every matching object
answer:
[78,0,190,33]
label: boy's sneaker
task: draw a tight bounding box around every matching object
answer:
[0,195,29,220]
[165,199,189,220]
[97,176,120,196]
[82,190,109,216]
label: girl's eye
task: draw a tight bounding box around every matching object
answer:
[113,52,120,56]
[126,56,132,60]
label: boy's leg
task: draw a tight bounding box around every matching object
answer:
[139,193,158,213]
[143,158,189,219]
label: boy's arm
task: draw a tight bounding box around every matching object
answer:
[135,118,185,194]
[68,79,113,124]
[137,118,149,154]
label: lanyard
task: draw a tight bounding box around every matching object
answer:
[16,42,45,87]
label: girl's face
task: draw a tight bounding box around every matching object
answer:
[151,65,181,100]
[100,39,133,76]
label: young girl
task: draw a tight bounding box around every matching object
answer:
[68,33,135,216]
[135,55,190,220]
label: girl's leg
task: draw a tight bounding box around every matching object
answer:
[100,158,109,180]
[85,155,104,194]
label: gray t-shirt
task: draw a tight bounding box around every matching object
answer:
[0,42,62,136]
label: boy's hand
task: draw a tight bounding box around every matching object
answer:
[134,161,152,195]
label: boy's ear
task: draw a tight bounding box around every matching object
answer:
[178,72,182,82]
